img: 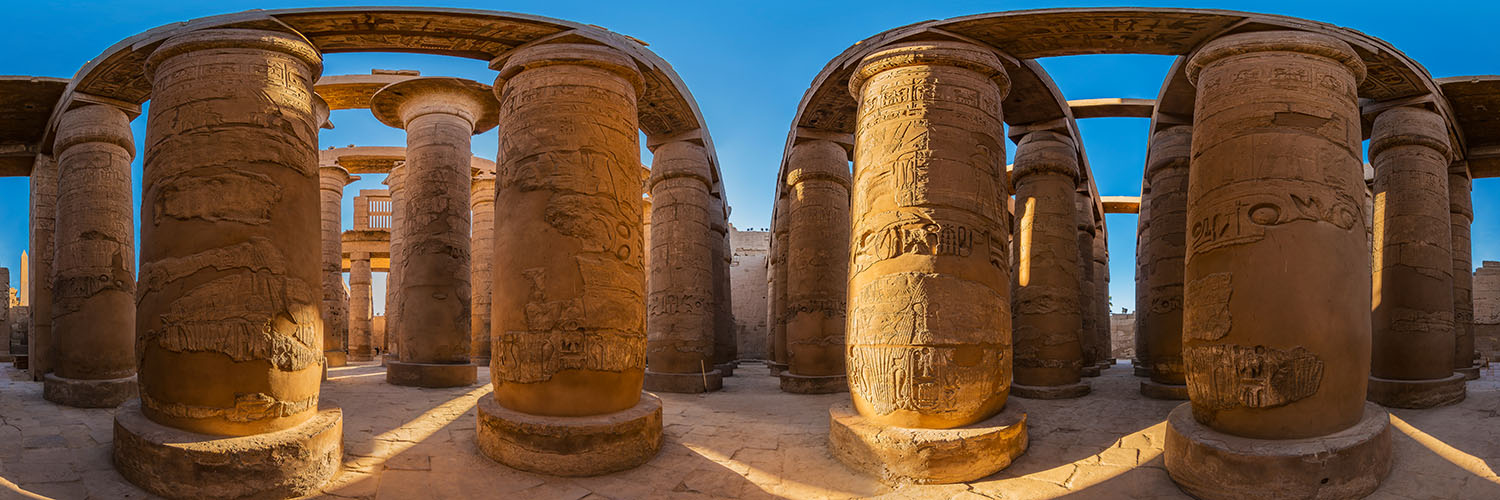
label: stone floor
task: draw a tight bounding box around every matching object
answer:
[3,360,1500,499]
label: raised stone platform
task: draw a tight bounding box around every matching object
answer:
[1139,380,1188,400]
[42,373,135,408]
[386,360,478,388]
[1368,373,1467,409]
[828,402,1028,485]
[476,392,663,476]
[643,369,723,393]
[779,373,847,394]
[1012,381,1091,400]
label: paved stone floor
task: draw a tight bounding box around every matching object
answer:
[3,360,1500,499]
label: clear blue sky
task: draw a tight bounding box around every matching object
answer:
[1,1,1495,312]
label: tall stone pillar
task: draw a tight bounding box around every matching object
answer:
[1140,125,1191,400]
[470,174,496,365]
[709,197,737,377]
[371,77,495,388]
[1074,191,1101,378]
[1133,182,1153,377]
[349,253,374,361]
[1367,106,1463,408]
[114,28,342,499]
[768,194,791,375]
[318,165,352,368]
[28,154,57,381]
[780,139,850,394]
[644,140,723,393]
[1010,132,1090,399]
[1164,31,1391,499]
[383,164,406,361]
[45,103,138,407]
[830,41,1026,484]
[0,268,9,361]
[1450,164,1480,379]
[477,43,661,476]
[1092,233,1111,369]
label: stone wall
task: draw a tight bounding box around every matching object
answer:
[1110,313,1135,360]
[1475,262,1500,361]
[730,226,769,360]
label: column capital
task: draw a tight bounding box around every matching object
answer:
[1145,126,1192,178]
[494,43,644,97]
[53,103,135,156]
[370,77,499,133]
[1186,30,1365,87]
[146,28,322,81]
[786,139,851,189]
[1012,130,1079,182]
[1369,105,1451,160]
[318,164,352,191]
[647,140,713,192]
[848,41,1010,99]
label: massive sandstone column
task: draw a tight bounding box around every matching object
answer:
[781,139,850,394]
[114,28,342,499]
[371,77,495,388]
[1164,31,1391,500]
[477,43,661,476]
[1450,164,1479,379]
[768,194,791,375]
[709,196,737,377]
[383,164,406,361]
[1092,232,1111,369]
[830,41,1026,484]
[1133,181,1153,377]
[470,174,496,365]
[1140,125,1191,400]
[1011,132,1090,399]
[1074,191,1101,377]
[1367,106,1463,408]
[644,140,723,393]
[318,165,352,368]
[28,154,57,381]
[0,268,9,361]
[45,103,138,408]
[349,252,374,361]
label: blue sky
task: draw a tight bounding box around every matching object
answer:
[1,1,1495,313]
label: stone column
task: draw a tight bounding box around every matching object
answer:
[45,103,138,407]
[1450,165,1480,379]
[477,43,661,476]
[318,165,352,368]
[830,41,1026,484]
[1140,125,1191,399]
[28,154,56,381]
[1133,182,1153,377]
[780,139,850,394]
[114,28,342,499]
[768,193,791,375]
[0,268,9,361]
[1164,31,1390,499]
[349,253,374,361]
[470,174,496,366]
[1367,106,1463,408]
[371,77,495,388]
[1010,131,1090,399]
[383,164,406,361]
[644,140,722,393]
[1092,233,1111,369]
[1074,191,1101,378]
[709,197,737,377]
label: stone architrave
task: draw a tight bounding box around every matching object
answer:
[1164,31,1391,500]
[349,252,374,361]
[477,43,662,477]
[1010,131,1090,399]
[383,164,406,361]
[1133,181,1153,378]
[644,140,723,393]
[830,41,1026,485]
[45,103,138,408]
[1450,165,1480,379]
[318,164,352,369]
[1140,125,1190,400]
[28,154,57,381]
[768,194,791,375]
[1367,106,1464,408]
[113,28,342,500]
[470,174,496,365]
[1074,190,1101,377]
[780,139,851,394]
[709,196,737,377]
[1092,232,1111,368]
[371,77,497,388]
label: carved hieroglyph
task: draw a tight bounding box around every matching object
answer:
[645,141,717,374]
[1142,126,1190,385]
[846,41,1011,429]
[1011,132,1086,387]
[384,165,407,356]
[1450,166,1476,369]
[1074,191,1099,368]
[471,176,496,362]
[51,104,136,383]
[349,253,374,360]
[137,29,325,436]
[1134,182,1153,370]
[1183,30,1369,439]
[709,196,737,368]
[1370,106,1455,381]
[491,43,648,417]
[1092,234,1110,364]
[28,154,57,381]
[784,140,851,378]
[769,194,791,369]
[318,165,351,366]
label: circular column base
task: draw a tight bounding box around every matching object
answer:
[1011,381,1091,400]
[1081,365,1101,378]
[1457,365,1481,381]
[828,402,1028,485]
[1164,402,1391,500]
[642,369,722,393]
[471,356,491,367]
[1098,360,1114,370]
[113,399,343,500]
[348,354,374,362]
[714,362,736,377]
[1133,365,1151,377]
[386,361,478,388]
[767,362,788,376]
[476,392,663,476]
[1140,380,1189,400]
[43,373,136,408]
[1367,373,1466,409]
[779,373,848,394]
[324,350,348,368]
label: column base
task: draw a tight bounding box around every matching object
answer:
[349,354,374,362]
[1164,402,1391,500]
[828,401,1027,485]
[779,373,848,394]
[1134,365,1151,377]
[642,369,722,393]
[43,373,136,408]
[1081,365,1101,377]
[471,356,491,367]
[476,392,662,476]
[324,350,348,367]
[767,362,788,376]
[380,353,394,366]
[386,361,478,388]
[13,355,27,369]
[714,362,736,377]
[1098,360,1114,370]
[1457,363,1482,381]
[113,399,343,500]
[1011,381,1090,400]
[1367,373,1466,409]
[1140,379,1188,400]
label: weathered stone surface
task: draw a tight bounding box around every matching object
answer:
[782,139,850,393]
[349,253,374,361]
[1477,262,1500,361]
[1091,230,1110,369]
[779,372,847,394]
[470,175,496,365]
[1451,167,1479,370]
[709,195,737,374]
[1133,181,1153,378]
[42,372,136,408]
[1140,125,1190,399]
[319,165,352,368]
[1012,381,1091,400]
[476,391,663,477]
[1367,373,1466,408]
[1075,190,1100,373]
[28,154,56,381]
[1139,379,1188,400]
[384,165,408,358]
[642,368,723,393]
[386,360,479,388]
[828,402,1027,485]
[768,194,790,374]
[645,140,719,392]
[1012,131,1088,396]
[730,226,769,359]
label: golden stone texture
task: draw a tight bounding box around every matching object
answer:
[319,165,352,369]
[349,252,374,361]
[645,140,722,393]
[470,176,496,364]
[1140,125,1191,400]
[781,139,851,394]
